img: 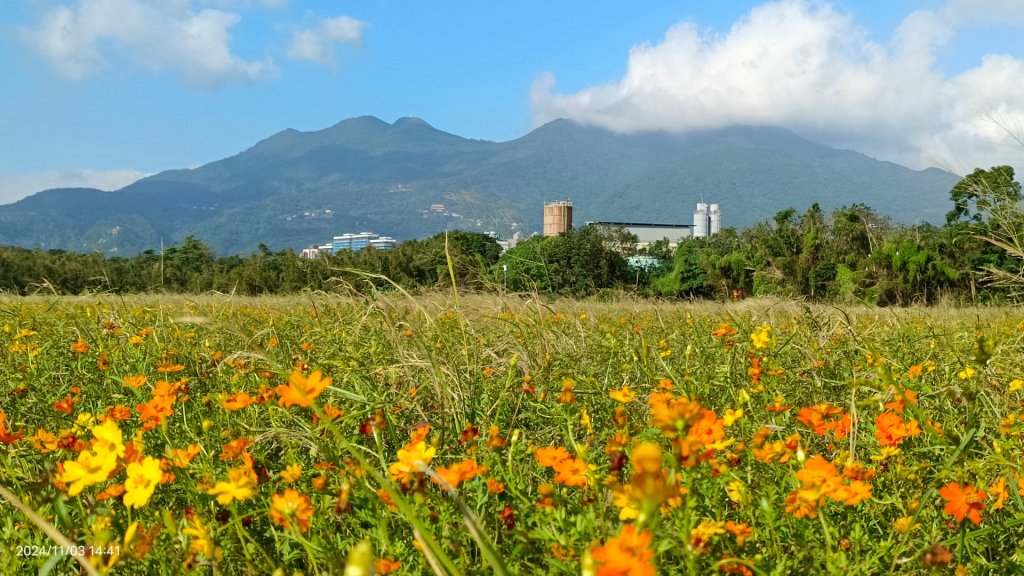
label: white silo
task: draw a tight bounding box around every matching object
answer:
[693,203,709,238]
[709,203,721,235]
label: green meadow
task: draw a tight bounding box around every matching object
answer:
[1,293,1023,575]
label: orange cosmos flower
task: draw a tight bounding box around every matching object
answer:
[785,455,872,518]
[70,339,89,353]
[270,488,313,533]
[725,521,753,546]
[220,437,252,462]
[97,352,111,372]
[53,396,76,414]
[276,369,332,408]
[592,525,656,576]
[0,412,23,444]
[29,428,58,452]
[648,392,703,436]
[432,459,488,489]
[485,425,508,448]
[558,378,577,404]
[486,478,506,494]
[711,323,738,337]
[321,404,345,421]
[221,392,257,411]
[156,358,184,373]
[796,403,848,438]
[136,395,174,431]
[884,388,918,414]
[940,482,986,525]
[874,412,921,447]
[748,356,763,384]
[552,457,591,488]
[122,375,148,389]
[96,483,126,500]
[534,446,591,487]
[830,480,873,506]
[106,404,132,422]
[535,446,572,468]
[765,396,791,413]
[689,409,728,449]
[168,444,201,468]
[375,558,402,575]
[152,379,185,398]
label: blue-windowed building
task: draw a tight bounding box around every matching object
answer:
[301,232,397,258]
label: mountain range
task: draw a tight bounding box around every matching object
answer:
[0,116,961,255]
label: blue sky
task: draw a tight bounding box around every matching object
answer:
[1,0,1022,204]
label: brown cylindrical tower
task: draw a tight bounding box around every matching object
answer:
[543,200,573,237]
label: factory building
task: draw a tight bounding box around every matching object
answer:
[543,200,573,237]
[589,222,693,247]
[693,203,721,238]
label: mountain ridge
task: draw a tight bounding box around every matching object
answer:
[0,117,961,255]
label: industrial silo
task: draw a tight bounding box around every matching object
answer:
[709,203,721,235]
[543,200,573,237]
[693,203,709,238]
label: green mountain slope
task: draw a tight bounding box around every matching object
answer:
[0,117,961,254]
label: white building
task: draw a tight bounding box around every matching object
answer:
[693,203,721,238]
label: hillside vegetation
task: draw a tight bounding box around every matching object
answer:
[0,164,1020,306]
[0,117,958,254]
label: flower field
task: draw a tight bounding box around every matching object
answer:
[1,294,1023,575]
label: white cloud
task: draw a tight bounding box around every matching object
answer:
[531,0,1024,174]
[286,16,365,65]
[24,0,276,87]
[943,0,1024,25]
[0,169,148,206]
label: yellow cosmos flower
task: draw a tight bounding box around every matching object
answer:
[183,515,222,560]
[388,441,436,483]
[750,326,772,349]
[893,516,916,534]
[723,408,743,426]
[207,466,257,505]
[123,456,163,509]
[62,450,119,496]
[609,385,637,404]
[60,420,126,495]
[280,463,303,483]
[726,480,747,504]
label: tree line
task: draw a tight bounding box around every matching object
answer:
[0,167,1021,304]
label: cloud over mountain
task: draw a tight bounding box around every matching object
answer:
[531,0,1024,175]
